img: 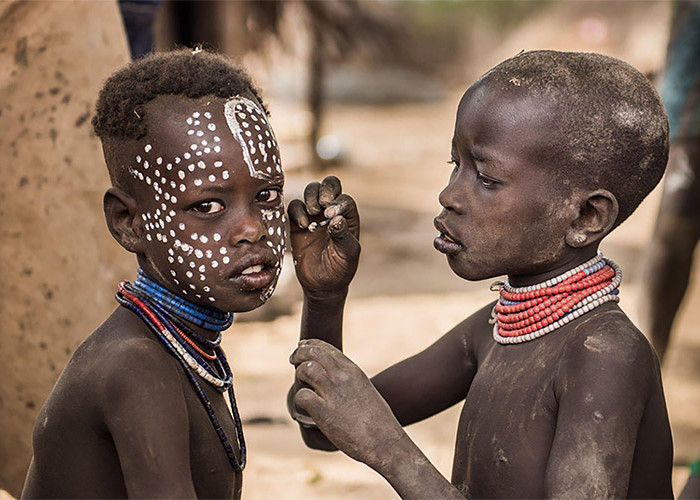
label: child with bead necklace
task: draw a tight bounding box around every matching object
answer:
[287,51,674,498]
[22,50,286,499]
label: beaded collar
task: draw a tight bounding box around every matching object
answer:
[133,268,233,332]
[116,270,246,471]
[490,252,622,344]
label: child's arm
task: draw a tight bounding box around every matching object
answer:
[287,176,361,342]
[100,338,199,498]
[287,177,477,424]
[291,339,465,499]
[287,176,360,447]
[544,321,669,498]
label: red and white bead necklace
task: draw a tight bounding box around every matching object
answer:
[490,252,622,344]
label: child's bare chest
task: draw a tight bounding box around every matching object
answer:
[183,381,243,499]
[451,339,563,498]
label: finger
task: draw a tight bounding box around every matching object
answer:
[287,199,310,229]
[303,182,322,216]
[328,216,361,261]
[292,339,346,373]
[295,360,330,389]
[298,338,333,348]
[290,339,333,366]
[319,176,342,207]
[294,387,324,417]
[300,339,359,373]
[323,194,359,231]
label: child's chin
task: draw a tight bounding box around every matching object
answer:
[447,257,500,282]
[218,290,276,313]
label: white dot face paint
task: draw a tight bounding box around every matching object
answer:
[128,95,285,311]
[224,95,283,179]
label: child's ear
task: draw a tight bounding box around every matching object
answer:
[565,189,619,248]
[104,187,145,253]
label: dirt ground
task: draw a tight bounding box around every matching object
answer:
[211,94,700,498]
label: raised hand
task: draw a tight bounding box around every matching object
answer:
[290,339,406,470]
[287,176,360,299]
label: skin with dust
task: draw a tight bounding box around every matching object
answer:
[286,77,674,498]
[21,92,285,500]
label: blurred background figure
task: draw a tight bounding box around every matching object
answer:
[120,0,401,170]
[640,3,700,497]
[118,0,162,59]
[638,1,700,364]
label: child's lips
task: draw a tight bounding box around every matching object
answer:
[433,219,463,255]
[228,254,278,291]
[229,265,276,291]
[434,233,463,255]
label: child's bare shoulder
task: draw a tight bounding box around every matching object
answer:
[448,299,499,358]
[566,304,655,361]
[65,309,185,405]
[556,304,659,395]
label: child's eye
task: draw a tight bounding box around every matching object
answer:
[257,188,281,203]
[192,200,225,214]
[447,158,460,173]
[476,171,497,188]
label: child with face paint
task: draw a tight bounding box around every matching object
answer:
[22,51,284,499]
[287,51,674,498]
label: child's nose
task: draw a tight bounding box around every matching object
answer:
[228,210,266,246]
[438,181,465,213]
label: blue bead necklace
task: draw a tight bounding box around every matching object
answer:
[134,268,233,332]
[116,272,246,471]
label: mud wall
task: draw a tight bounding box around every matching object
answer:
[0,1,133,495]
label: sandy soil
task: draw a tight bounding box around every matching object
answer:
[215,95,700,498]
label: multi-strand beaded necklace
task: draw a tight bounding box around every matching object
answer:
[490,252,622,344]
[115,268,246,471]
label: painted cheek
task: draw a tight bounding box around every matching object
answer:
[224,95,285,304]
[259,205,286,302]
[129,107,233,305]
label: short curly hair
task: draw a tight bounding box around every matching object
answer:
[92,49,267,140]
[479,50,669,228]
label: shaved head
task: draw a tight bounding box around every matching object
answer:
[474,50,669,227]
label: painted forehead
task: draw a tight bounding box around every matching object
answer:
[224,96,282,180]
[127,96,283,201]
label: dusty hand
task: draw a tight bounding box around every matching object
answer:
[290,339,405,470]
[287,176,360,298]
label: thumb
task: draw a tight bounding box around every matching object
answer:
[328,215,360,259]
